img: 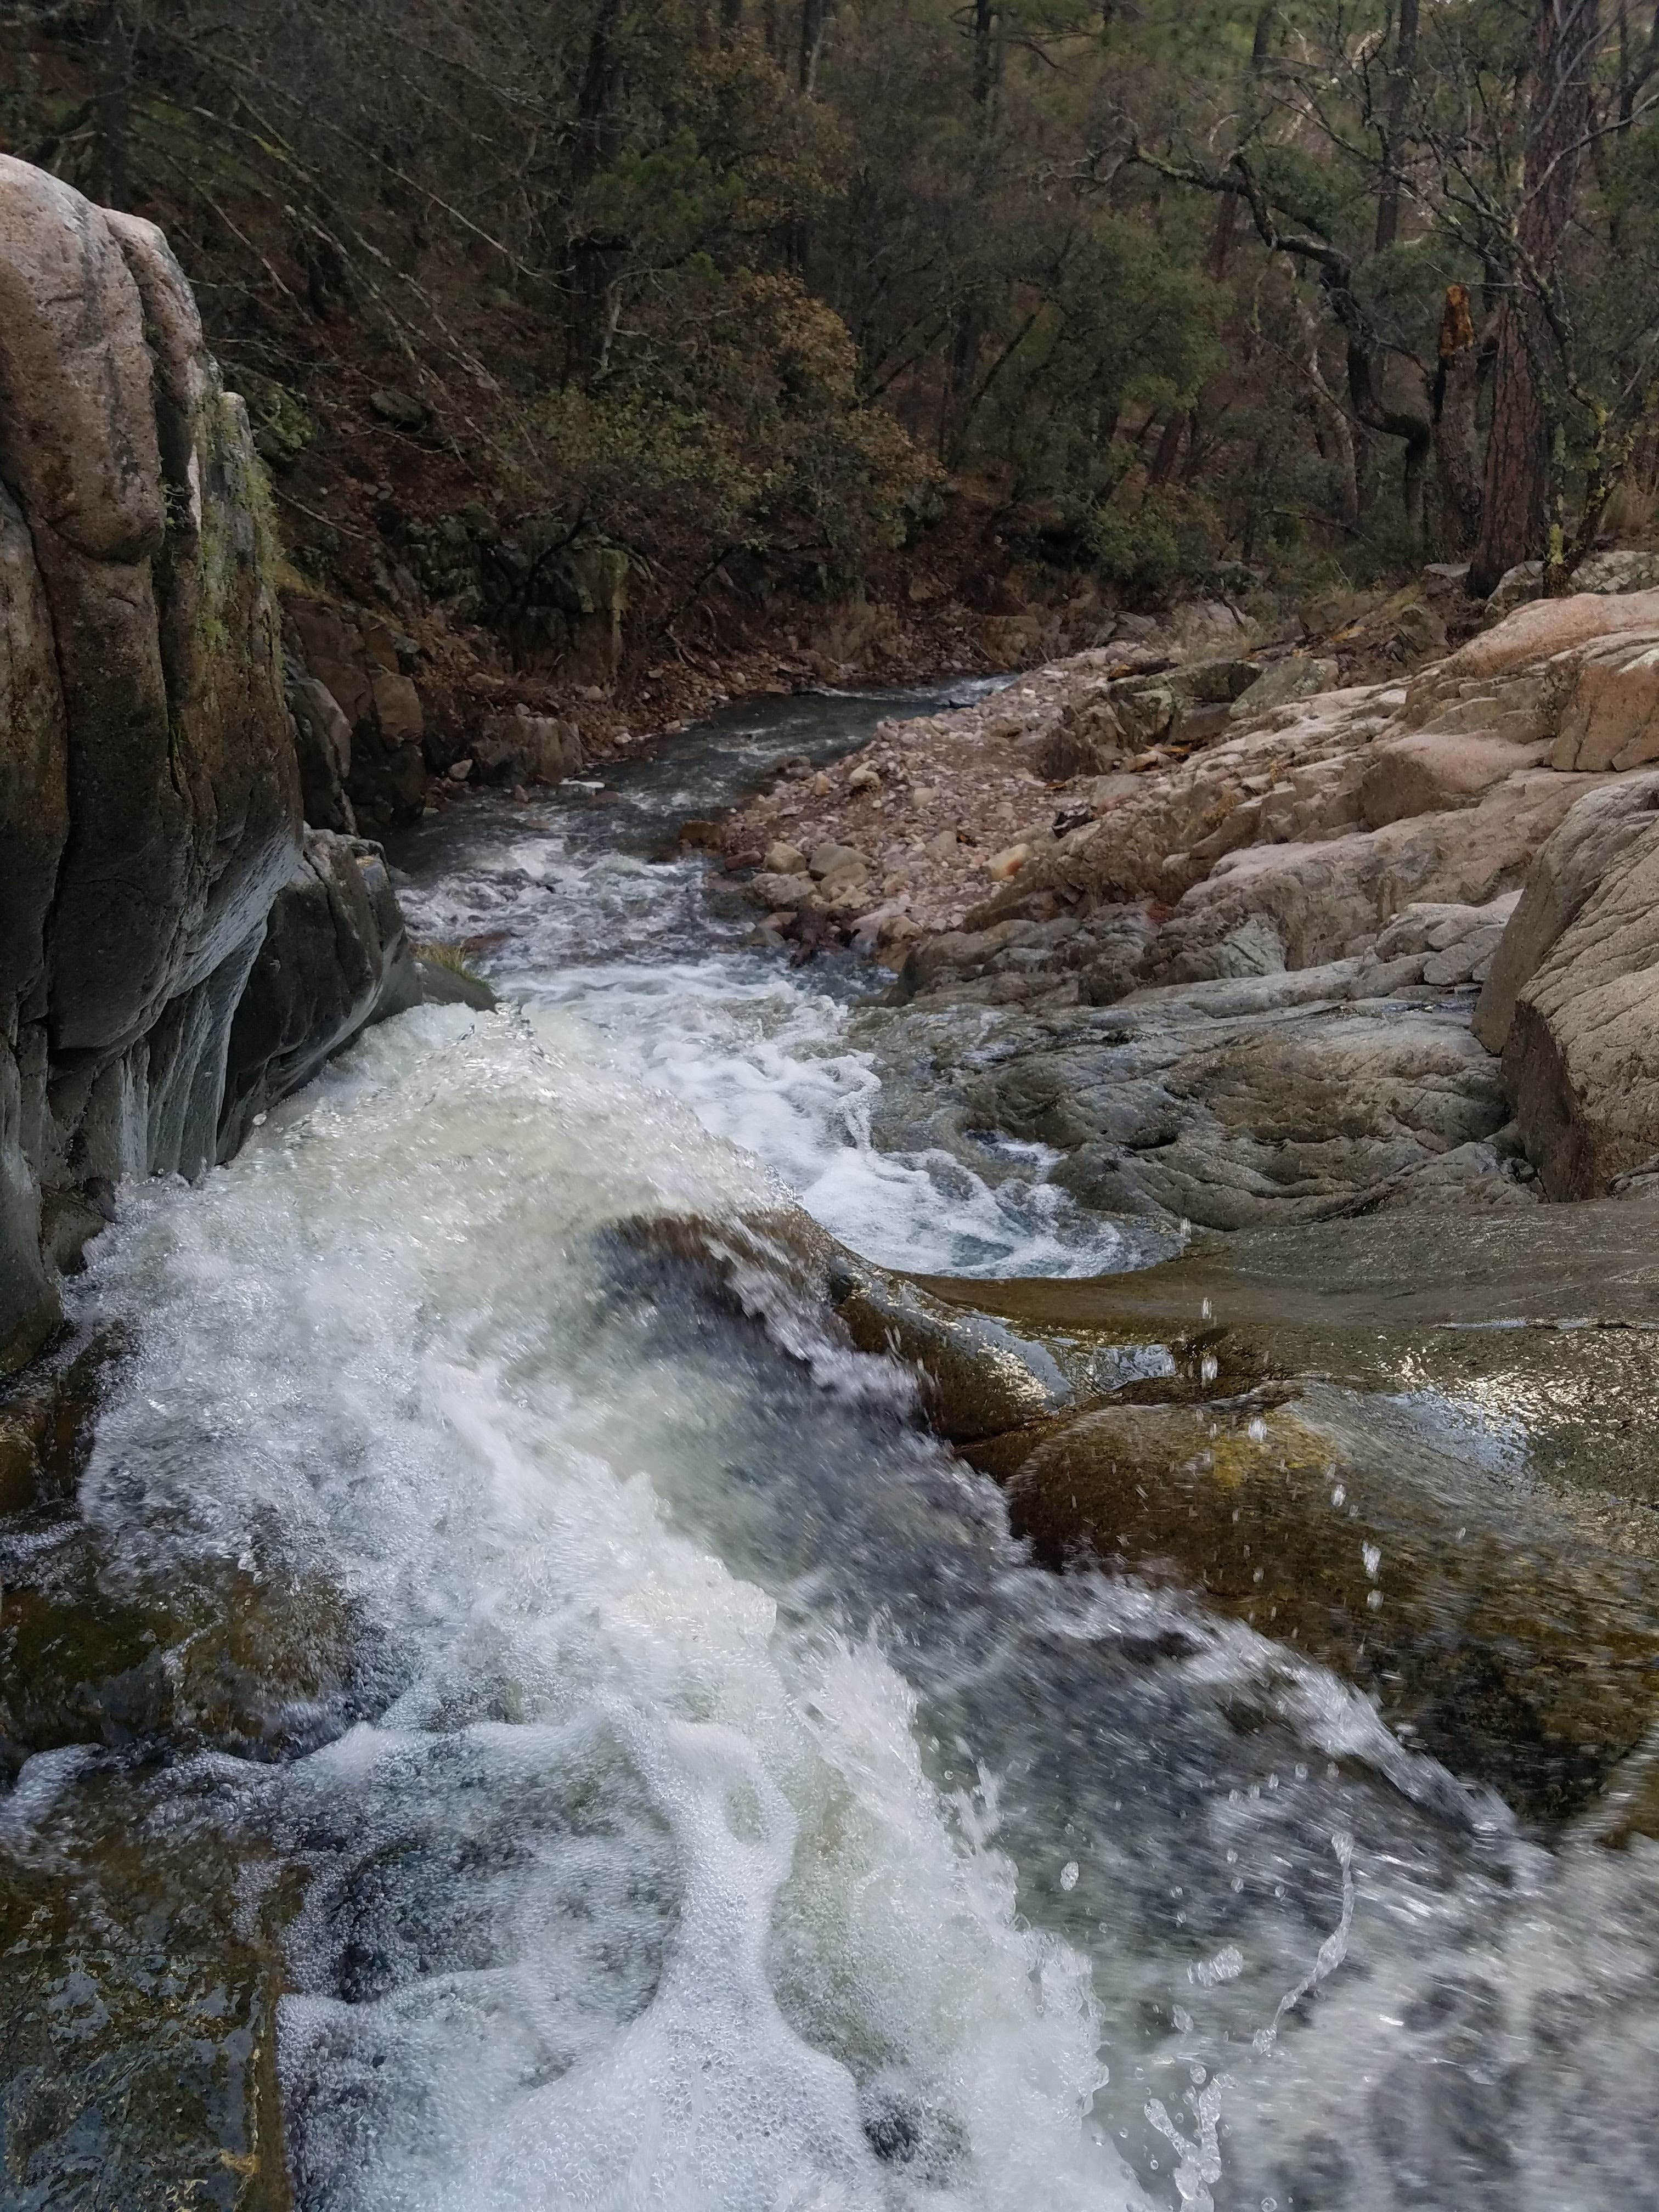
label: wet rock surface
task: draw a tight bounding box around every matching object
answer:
[0,157,302,1369]
[0,159,435,1371]
[219,832,424,1158]
[828,1199,1659,1829]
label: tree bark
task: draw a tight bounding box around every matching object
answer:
[1468,0,1603,596]
[799,0,834,92]
[568,0,628,385]
[1147,413,1185,488]
[90,0,135,211]
[1374,0,1420,253]
[1433,284,1485,552]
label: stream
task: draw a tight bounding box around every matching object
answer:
[7,682,1659,2210]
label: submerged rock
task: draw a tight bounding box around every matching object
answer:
[874,1198,1659,1826]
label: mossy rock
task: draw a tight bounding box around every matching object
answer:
[0,1760,296,2209]
[889,1198,1659,1827]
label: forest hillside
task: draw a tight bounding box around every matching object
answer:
[2,2,1654,702]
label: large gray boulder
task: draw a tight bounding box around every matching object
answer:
[1473,771,1659,1053]
[219,832,422,1159]
[860,965,1527,1233]
[0,158,301,1368]
[1499,819,1659,1197]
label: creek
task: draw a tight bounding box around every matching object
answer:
[5,682,1658,2211]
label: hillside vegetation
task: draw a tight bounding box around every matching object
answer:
[4,1,1658,682]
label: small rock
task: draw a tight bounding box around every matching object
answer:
[448,758,473,782]
[746,871,816,909]
[811,771,831,795]
[765,841,808,876]
[926,830,960,862]
[819,859,871,900]
[809,841,867,880]
[987,842,1031,881]
[1393,601,1448,659]
[848,764,882,793]
[368,386,429,432]
[912,785,939,804]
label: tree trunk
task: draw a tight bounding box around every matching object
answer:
[568,0,628,386]
[939,0,999,460]
[1433,285,1485,552]
[799,0,834,92]
[1147,414,1185,488]
[971,0,997,108]
[719,0,743,40]
[1468,0,1603,596]
[1374,0,1420,254]
[90,0,134,211]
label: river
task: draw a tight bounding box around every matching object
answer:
[8,681,1659,2210]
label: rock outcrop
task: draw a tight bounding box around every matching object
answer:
[281,592,428,828]
[0,159,433,1370]
[219,832,422,1157]
[0,158,302,1367]
[825,1198,1659,1826]
[810,586,1659,1228]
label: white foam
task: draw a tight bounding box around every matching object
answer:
[74,1006,1141,2210]
[400,833,1125,1277]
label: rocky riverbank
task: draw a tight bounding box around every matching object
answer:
[709,578,1659,1233]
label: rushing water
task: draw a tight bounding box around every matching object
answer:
[393,679,1131,1280]
[10,684,1659,2209]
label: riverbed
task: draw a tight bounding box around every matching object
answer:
[6,682,1658,2210]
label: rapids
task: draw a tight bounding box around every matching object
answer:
[7,683,1659,2210]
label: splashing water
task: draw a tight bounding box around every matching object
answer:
[10,687,1659,2211]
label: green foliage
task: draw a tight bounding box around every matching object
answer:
[9,0,1656,630]
[1251,145,1347,240]
[540,269,935,584]
[1082,485,1221,597]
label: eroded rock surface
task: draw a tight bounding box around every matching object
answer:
[0,158,302,1367]
[809,586,1659,1224]
[219,832,422,1158]
[0,159,431,1370]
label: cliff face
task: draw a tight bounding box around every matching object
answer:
[0,158,406,1372]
